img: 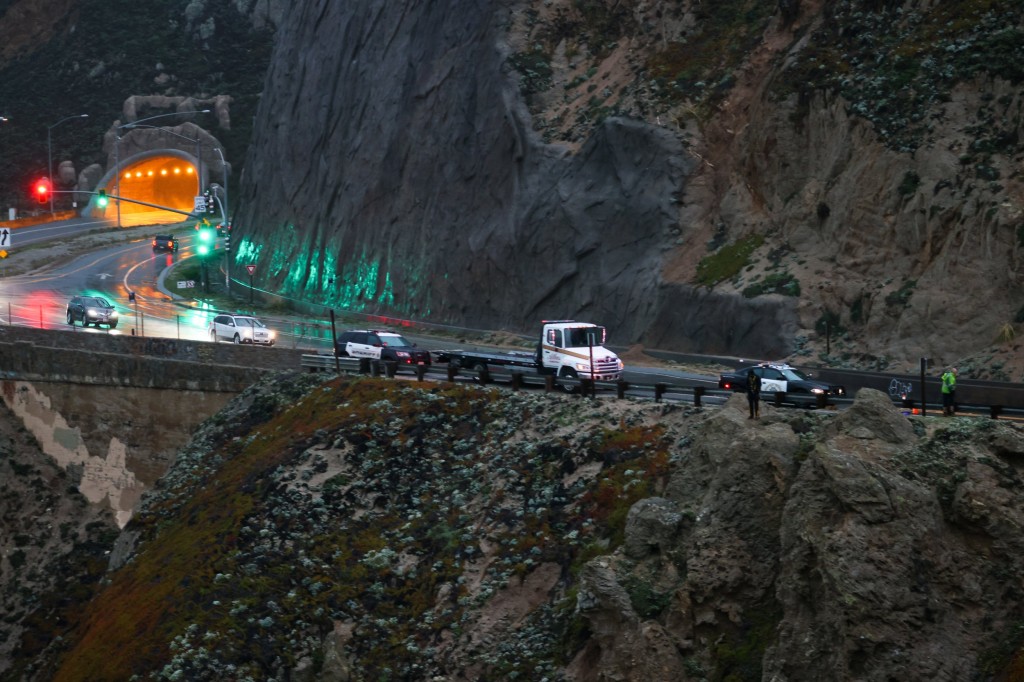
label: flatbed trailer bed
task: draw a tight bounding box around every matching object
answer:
[434,348,540,371]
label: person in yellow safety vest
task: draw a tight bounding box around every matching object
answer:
[941,367,958,416]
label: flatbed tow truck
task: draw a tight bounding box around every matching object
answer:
[434,320,624,388]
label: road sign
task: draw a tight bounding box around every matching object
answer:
[0,228,10,248]
[246,264,256,275]
[177,280,196,288]
[194,196,207,213]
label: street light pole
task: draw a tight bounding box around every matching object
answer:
[212,147,228,218]
[47,114,88,214]
[115,133,122,227]
[210,146,232,289]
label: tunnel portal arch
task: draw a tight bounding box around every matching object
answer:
[86,149,205,226]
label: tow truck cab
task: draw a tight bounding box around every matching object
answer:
[537,320,623,382]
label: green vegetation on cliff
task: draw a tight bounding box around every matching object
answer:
[48,375,675,680]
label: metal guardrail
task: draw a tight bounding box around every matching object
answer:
[301,355,763,406]
[300,354,1024,420]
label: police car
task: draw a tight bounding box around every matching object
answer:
[335,330,431,369]
[718,363,846,400]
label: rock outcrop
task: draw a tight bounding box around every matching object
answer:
[10,376,1023,680]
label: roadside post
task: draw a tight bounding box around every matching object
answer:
[330,310,339,373]
[246,264,256,303]
[919,357,929,418]
[129,291,139,336]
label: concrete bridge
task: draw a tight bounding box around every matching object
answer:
[0,327,306,526]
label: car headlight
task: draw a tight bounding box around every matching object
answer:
[86,308,98,316]
[811,387,825,394]
[268,330,276,339]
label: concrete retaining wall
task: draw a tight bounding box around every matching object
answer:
[0,326,306,391]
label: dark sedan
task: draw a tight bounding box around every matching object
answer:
[719,363,846,400]
[66,295,119,328]
[152,235,179,252]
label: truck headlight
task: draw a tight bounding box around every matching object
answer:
[576,362,591,372]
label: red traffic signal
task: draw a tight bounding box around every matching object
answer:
[34,178,51,204]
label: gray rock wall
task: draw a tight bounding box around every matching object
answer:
[234,1,796,352]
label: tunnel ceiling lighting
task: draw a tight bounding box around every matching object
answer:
[124,171,131,179]
[147,170,154,176]
[174,168,181,174]
[160,169,167,175]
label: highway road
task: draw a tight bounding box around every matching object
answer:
[4,215,116,248]
[0,218,229,342]
[6,215,1022,416]
[0,216,718,388]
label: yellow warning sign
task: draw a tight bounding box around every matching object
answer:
[0,250,8,259]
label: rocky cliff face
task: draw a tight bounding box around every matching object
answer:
[235,0,1024,374]
[0,399,118,679]
[235,2,696,346]
[10,374,1023,680]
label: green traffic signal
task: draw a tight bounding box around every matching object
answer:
[97,190,108,208]
[197,244,211,256]
[198,227,214,243]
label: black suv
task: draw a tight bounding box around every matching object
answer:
[152,235,178,252]
[335,330,431,369]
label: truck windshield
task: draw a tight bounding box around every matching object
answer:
[566,327,605,347]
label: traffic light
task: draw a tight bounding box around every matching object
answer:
[34,178,50,204]
[204,189,216,214]
[196,225,215,256]
[97,189,108,208]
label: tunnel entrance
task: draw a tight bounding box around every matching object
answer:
[89,152,201,226]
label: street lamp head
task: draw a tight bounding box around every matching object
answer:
[49,113,89,130]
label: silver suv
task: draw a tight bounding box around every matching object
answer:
[208,314,276,345]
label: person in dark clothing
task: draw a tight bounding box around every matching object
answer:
[747,370,761,419]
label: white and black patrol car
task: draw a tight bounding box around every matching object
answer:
[335,330,431,369]
[719,363,846,399]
